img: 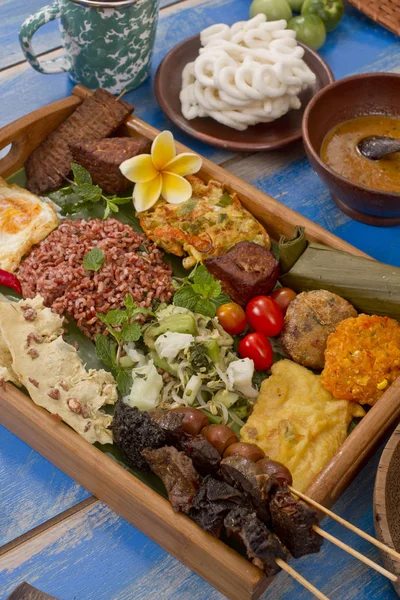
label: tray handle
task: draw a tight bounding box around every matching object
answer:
[0,95,82,179]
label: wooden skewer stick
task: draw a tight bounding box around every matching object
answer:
[313,526,398,582]
[289,485,400,563]
[116,88,128,101]
[275,558,330,600]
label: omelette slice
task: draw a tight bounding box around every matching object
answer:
[240,359,365,493]
[0,177,58,272]
[139,175,270,268]
[0,295,117,444]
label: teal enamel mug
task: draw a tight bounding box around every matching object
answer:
[19,0,160,94]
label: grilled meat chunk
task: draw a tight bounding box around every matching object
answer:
[149,410,184,445]
[142,446,200,513]
[205,242,279,307]
[190,476,244,537]
[25,89,133,195]
[70,136,151,194]
[269,484,322,558]
[179,434,221,476]
[220,456,271,523]
[224,508,288,576]
[112,402,167,471]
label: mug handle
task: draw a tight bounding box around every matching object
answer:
[19,2,72,75]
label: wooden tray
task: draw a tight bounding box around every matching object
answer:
[1,85,400,600]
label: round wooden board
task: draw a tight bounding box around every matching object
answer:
[374,424,400,596]
[154,35,334,151]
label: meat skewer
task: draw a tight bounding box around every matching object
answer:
[112,403,398,585]
[290,485,400,564]
[276,559,330,600]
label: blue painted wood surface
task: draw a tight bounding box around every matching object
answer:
[0,0,184,70]
[0,425,91,546]
[1,1,400,598]
[1,445,396,599]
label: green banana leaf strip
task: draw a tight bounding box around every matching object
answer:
[278,225,308,274]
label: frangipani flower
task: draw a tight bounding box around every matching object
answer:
[119,131,202,212]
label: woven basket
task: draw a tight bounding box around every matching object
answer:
[348,0,400,36]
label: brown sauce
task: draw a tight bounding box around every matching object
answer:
[321,115,400,193]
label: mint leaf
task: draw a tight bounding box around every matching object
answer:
[116,368,133,397]
[71,162,92,185]
[212,292,231,308]
[192,265,221,298]
[194,298,216,318]
[94,334,117,368]
[217,193,234,207]
[75,183,102,203]
[107,201,119,213]
[173,286,200,312]
[109,196,132,205]
[124,294,136,312]
[121,321,142,342]
[83,247,105,271]
[103,203,111,220]
[98,309,128,327]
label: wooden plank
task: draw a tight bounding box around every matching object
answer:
[0,0,185,71]
[0,446,397,600]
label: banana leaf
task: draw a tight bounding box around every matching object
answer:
[279,227,400,319]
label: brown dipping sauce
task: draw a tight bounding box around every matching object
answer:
[321,115,400,193]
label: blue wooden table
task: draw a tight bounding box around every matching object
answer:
[0,1,399,598]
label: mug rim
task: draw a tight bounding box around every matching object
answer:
[69,0,138,6]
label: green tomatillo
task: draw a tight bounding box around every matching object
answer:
[287,14,326,50]
[301,0,344,32]
[250,0,293,22]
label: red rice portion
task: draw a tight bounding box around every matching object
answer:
[17,218,175,339]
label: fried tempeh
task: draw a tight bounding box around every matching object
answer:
[25,89,134,195]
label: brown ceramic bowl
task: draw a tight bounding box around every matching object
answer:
[374,423,400,595]
[302,73,400,226]
[155,34,334,152]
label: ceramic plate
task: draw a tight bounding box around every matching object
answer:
[154,35,334,152]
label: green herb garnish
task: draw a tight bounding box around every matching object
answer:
[48,163,131,220]
[217,193,234,207]
[95,294,154,395]
[83,247,105,271]
[173,264,230,318]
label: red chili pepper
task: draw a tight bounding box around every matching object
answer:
[0,269,22,295]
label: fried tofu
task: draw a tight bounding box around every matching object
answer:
[0,178,58,272]
[240,359,365,492]
[139,176,270,268]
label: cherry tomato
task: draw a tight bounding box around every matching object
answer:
[238,332,273,371]
[245,296,284,337]
[270,287,297,316]
[216,302,247,335]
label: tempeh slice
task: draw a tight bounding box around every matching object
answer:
[25,89,134,195]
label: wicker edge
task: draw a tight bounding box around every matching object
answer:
[348,0,400,37]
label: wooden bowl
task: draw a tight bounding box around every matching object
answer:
[154,34,334,152]
[302,72,400,227]
[374,423,400,595]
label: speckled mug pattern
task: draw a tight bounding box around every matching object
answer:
[19,0,160,94]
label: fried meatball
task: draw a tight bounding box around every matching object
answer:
[280,290,357,370]
[321,314,400,405]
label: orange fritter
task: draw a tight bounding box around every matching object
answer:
[321,314,400,405]
[139,176,270,268]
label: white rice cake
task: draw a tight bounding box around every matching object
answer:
[0,177,58,272]
[0,295,117,444]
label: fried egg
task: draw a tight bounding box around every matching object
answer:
[0,177,58,272]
